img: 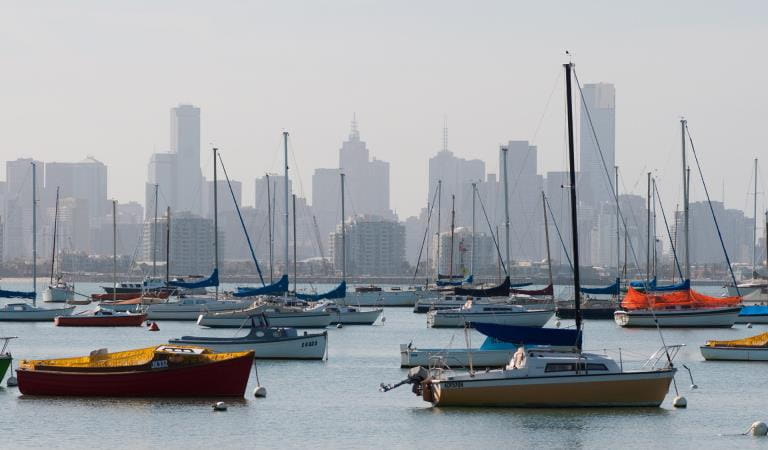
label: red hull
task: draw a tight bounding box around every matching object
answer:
[91,292,169,301]
[54,314,147,327]
[17,353,253,397]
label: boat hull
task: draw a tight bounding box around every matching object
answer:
[0,306,76,321]
[614,307,740,328]
[0,356,10,383]
[700,345,768,361]
[400,344,513,368]
[16,352,253,397]
[736,305,768,324]
[429,370,675,407]
[170,333,327,360]
[330,309,382,325]
[43,287,74,303]
[198,312,332,328]
[427,310,553,328]
[145,300,250,320]
[54,313,147,327]
[336,290,434,307]
[556,307,616,320]
[727,285,768,302]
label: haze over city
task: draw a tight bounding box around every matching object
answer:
[2,1,766,218]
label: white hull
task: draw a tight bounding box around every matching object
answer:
[0,305,76,321]
[337,290,435,307]
[727,284,768,302]
[171,333,327,359]
[400,344,514,368]
[700,346,768,361]
[42,286,74,303]
[614,307,740,328]
[330,308,382,325]
[427,309,553,328]
[145,300,250,320]
[198,311,333,328]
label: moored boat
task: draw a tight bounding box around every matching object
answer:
[145,297,251,320]
[16,345,253,397]
[0,303,76,322]
[700,332,768,361]
[0,336,17,384]
[614,287,741,328]
[197,302,332,328]
[736,305,768,324]
[54,308,147,327]
[43,279,75,303]
[426,300,553,328]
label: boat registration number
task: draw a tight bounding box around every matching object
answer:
[151,360,169,369]
[442,381,464,389]
[301,341,318,348]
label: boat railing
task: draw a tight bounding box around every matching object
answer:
[1,336,18,354]
[640,344,684,370]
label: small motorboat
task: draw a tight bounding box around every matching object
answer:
[0,303,76,322]
[0,336,17,384]
[700,332,768,361]
[54,307,147,327]
[426,299,553,328]
[16,345,254,396]
[170,314,327,360]
[322,303,382,325]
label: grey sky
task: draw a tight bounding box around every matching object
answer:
[2,1,766,218]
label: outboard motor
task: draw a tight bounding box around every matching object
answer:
[379,366,430,395]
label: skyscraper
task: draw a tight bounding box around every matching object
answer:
[170,104,202,215]
[145,152,177,219]
[579,83,616,208]
[3,158,43,261]
[45,157,108,222]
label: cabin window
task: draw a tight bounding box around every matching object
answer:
[545,363,574,373]
[545,363,609,373]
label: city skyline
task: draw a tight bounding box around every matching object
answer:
[2,1,766,221]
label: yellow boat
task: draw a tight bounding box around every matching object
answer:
[700,332,768,361]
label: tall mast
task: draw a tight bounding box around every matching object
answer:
[753,158,758,278]
[213,148,219,300]
[449,194,455,279]
[502,146,511,277]
[436,180,442,279]
[542,191,553,297]
[646,172,651,284]
[615,166,620,283]
[652,177,658,279]
[681,118,690,280]
[266,173,273,283]
[293,193,297,292]
[50,186,60,285]
[112,199,117,303]
[165,207,171,285]
[32,162,37,304]
[471,183,476,277]
[152,183,158,278]
[564,62,582,340]
[340,173,346,281]
[283,131,290,279]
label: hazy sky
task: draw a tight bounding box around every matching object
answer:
[2,1,767,218]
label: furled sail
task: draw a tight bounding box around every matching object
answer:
[233,274,289,297]
[454,276,510,298]
[0,289,35,299]
[167,269,219,289]
[581,278,620,295]
[509,284,554,296]
[295,281,347,301]
[435,274,473,287]
[473,322,582,348]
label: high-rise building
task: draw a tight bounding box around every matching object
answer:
[44,157,108,221]
[431,227,496,276]
[3,158,43,261]
[311,168,341,242]
[329,214,406,276]
[202,179,242,219]
[142,211,214,276]
[145,152,177,219]
[579,82,616,208]
[171,104,203,215]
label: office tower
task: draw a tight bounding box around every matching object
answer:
[311,168,341,242]
[142,211,214,275]
[202,179,242,219]
[145,152,177,219]
[3,158,43,261]
[579,82,616,208]
[329,214,406,276]
[431,227,496,276]
[171,104,203,215]
[44,157,108,221]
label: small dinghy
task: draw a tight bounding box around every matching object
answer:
[54,307,147,327]
[700,332,768,361]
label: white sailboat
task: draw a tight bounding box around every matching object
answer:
[0,162,75,321]
[43,187,75,303]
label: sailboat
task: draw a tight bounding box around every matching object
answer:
[382,62,677,408]
[43,187,75,303]
[0,162,75,321]
[614,123,741,328]
[1,336,17,384]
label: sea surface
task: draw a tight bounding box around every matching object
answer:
[1,281,766,449]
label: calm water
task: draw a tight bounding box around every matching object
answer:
[1,281,766,449]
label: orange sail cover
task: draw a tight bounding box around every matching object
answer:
[621,286,741,310]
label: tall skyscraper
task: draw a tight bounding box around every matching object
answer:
[3,158,43,261]
[171,104,203,215]
[579,83,616,208]
[311,168,341,241]
[329,214,406,276]
[145,152,177,219]
[45,157,108,222]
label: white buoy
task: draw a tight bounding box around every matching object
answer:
[381,316,386,323]
[336,323,343,328]
[253,386,267,398]
[555,320,561,328]
[749,421,768,436]
[213,401,228,411]
[747,323,753,328]
[6,376,18,387]
[690,384,698,389]
[673,396,687,408]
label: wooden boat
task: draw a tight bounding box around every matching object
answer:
[16,345,253,397]
[54,308,147,327]
[170,315,327,359]
[426,300,553,328]
[0,337,17,384]
[700,332,768,361]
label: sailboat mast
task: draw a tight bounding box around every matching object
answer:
[652,177,658,279]
[615,166,620,283]
[283,131,290,279]
[436,180,442,279]
[293,194,297,292]
[753,158,758,277]
[542,191,553,297]
[681,118,690,280]
[50,186,60,285]
[449,194,455,279]
[646,172,651,284]
[471,183,476,278]
[32,162,37,304]
[340,173,346,281]
[112,199,117,303]
[153,183,158,278]
[213,148,219,301]
[166,207,171,285]
[266,173,273,283]
[502,147,510,276]
[564,62,582,339]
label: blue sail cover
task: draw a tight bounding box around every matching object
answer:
[167,269,219,289]
[473,322,582,348]
[454,277,511,298]
[628,278,689,292]
[233,274,289,297]
[581,278,620,295]
[436,275,473,287]
[509,281,533,288]
[0,289,35,299]
[295,281,347,301]
[630,277,657,289]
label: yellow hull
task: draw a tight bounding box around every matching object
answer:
[430,371,675,407]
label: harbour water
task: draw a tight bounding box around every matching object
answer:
[1,282,767,449]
